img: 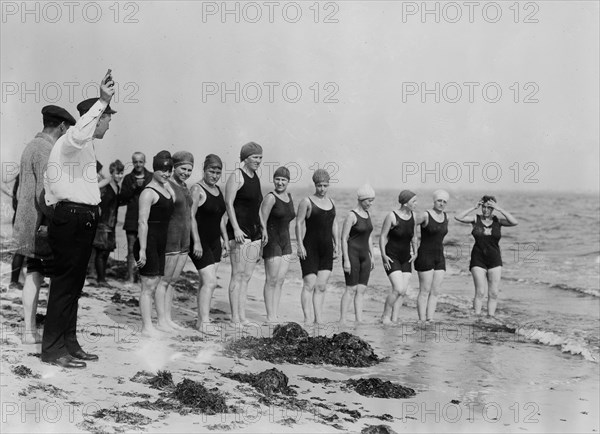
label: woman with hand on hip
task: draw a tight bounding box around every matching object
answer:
[339,184,375,324]
[455,195,518,318]
[380,190,418,324]
[225,142,265,325]
[260,166,295,323]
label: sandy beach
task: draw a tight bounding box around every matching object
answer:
[1,235,598,434]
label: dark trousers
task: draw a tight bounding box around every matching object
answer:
[41,203,98,361]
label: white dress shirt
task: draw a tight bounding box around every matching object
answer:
[44,100,108,206]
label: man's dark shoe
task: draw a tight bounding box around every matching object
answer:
[44,355,86,369]
[70,350,99,361]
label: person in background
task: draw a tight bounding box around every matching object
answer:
[42,70,116,368]
[134,151,175,337]
[260,166,295,323]
[156,151,194,332]
[414,190,450,322]
[380,190,419,324]
[340,184,375,324]
[296,169,339,325]
[1,171,25,290]
[92,160,125,287]
[454,195,518,318]
[225,142,265,325]
[13,105,76,344]
[120,152,153,284]
[189,154,228,332]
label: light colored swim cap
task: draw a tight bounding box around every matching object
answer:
[357,184,375,200]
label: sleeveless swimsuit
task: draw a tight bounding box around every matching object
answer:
[190,184,227,270]
[263,192,295,259]
[134,186,174,276]
[415,211,448,272]
[470,215,502,269]
[165,179,192,254]
[385,211,414,275]
[226,169,262,242]
[300,197,336,277]
[344,210,373,286]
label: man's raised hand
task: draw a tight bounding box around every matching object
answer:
[100,69,115,103]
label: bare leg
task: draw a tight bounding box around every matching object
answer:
[486,267,502,317]
[197,264,218,329]
[427,270,445,320]
[313,270,331,325]
[155,255,177,333]
[139,275,162,337]
[263,256,281,322]
[228,241,260,324]
[22,271,43,344]
[273,255,291,321]
[164,254,187,330]
[382,272,410,323]
[301,274,317,324]
[471,267,488,316]
[354,284,366,322]
[339,285,355,324]
[417,270,434,321]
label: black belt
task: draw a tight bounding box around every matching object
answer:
[57,201,98,211]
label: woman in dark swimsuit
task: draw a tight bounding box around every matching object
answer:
[380,190,419,324]
[296,169,339,325]
[260,166,295,323]
[225,142,265,324]
[340,184,375,324]
[156,151,194,333]
[190,154,228,332]
[455,195,518,318]
[415,190,449,322]
[135,151,176,337]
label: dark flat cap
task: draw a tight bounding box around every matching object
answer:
[76,98,117,116]
[41,105,76,125]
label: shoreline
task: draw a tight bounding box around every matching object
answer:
[1,250,598,433]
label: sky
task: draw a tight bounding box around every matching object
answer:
[1,0,599,193]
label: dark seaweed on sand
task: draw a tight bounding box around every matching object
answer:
[361,425,398,434]
[148,370,174,389]
[223,368,295,396]
[347,378,415,399]
[172,378,229,414]
[226,323,380,367]
[11,365,39,378]
[110,292,139,307]
[93,407,152,426]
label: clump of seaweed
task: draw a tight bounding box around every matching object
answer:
[223,368,295,396]
[361,425,398,434]
[130,370,174,390]
[93,407,152,426]
[172,378,228,414]
[11,365,40,378]
[346,378,415,399]
[226,323,380,367]
[111,292,139,307]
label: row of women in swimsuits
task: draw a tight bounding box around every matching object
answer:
[134,144,519,335]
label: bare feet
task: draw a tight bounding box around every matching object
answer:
[381,316,392,325]
[141,327,164,338]
[156,322,176,333]
[167,320,186,331]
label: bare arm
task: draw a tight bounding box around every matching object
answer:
[295,198,310,260]
[259,193,276,246]
[409,212,419,263]
[225,170,244,243]
[455,202,480,224]
[379,212,394,271]
[189,184,207,258]
[490,201,518,226]
[136,188,158,267]
[341,211,356,272]
[220,213,230,258]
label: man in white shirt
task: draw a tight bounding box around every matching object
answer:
[42,70,116,369]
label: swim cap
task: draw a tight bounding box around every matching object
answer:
[433,189,449,201]
[357,184,375,200]
[312,169,330,184]
[273,166,290,180]
[398,189,416,205]
[203,154,223,171]
[153,150,173,172]
[172,151,194,168]
[240,142,263,162]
